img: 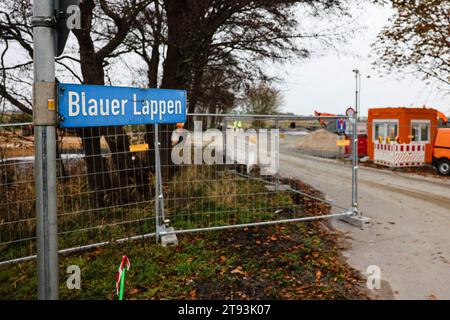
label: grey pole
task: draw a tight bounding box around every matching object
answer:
[352,70,360,216]
[32,0,59,299]
[223,118,227,161]
[154,124,160,243]
[274,119,280,188]
[154,124,166,243]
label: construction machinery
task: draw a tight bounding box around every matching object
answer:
[314,111,337,127]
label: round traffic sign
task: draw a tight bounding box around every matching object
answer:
[346,107,356,117]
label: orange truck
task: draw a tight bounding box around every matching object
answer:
[433,128,450,175]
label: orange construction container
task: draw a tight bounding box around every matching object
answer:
[368,107,442,164]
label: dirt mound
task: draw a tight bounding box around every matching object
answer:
[296,129,340,152]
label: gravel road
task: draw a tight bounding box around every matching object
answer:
[279,138,450,300]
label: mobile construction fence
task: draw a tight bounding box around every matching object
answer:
[0,114,362,266]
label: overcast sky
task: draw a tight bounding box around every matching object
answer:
[274,2,450,117]
[5,2,448,117]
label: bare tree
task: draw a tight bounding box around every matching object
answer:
[2,0,356,189]
[72,0,152,205]
[243,83,284,115]
[372,0,450,87]
[0,0,152,206]
[0,0,81,116]
[154,0,353,172]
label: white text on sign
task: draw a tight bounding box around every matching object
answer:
[68,92,183,121]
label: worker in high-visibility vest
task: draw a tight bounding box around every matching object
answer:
[233,120,242,131]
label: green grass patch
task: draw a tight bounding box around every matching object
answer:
[0,221,368,300]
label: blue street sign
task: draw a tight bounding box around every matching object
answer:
[57,83,187,128]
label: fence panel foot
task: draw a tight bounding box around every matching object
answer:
[339,214,371,229]
[160,227,179,247]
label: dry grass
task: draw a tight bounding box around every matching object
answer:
[297,129,340,152]
[1,138,302,265]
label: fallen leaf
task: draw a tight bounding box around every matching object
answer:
[88,248,102,258]
[129,288,140,295]
[231,266,246,275]
[316,270,322,281]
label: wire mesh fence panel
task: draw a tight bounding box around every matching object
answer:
[0,123,36,263]
[1,114,365,264]
[0,123,157,264]
[158,115,353,235]
[276,117,356,211]
[56,125,157,252]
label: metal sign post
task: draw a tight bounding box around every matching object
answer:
[352,70,360,216]
[339,73,370,229]
[32,0,59,300]
[352,110,359,216]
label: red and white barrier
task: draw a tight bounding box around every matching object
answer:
[374,143,425,167]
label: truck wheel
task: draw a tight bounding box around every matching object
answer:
[437,159,450,176]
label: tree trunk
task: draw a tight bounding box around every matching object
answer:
[79,59,138,206]
[159,0,196,177]
[79,126,110,207]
